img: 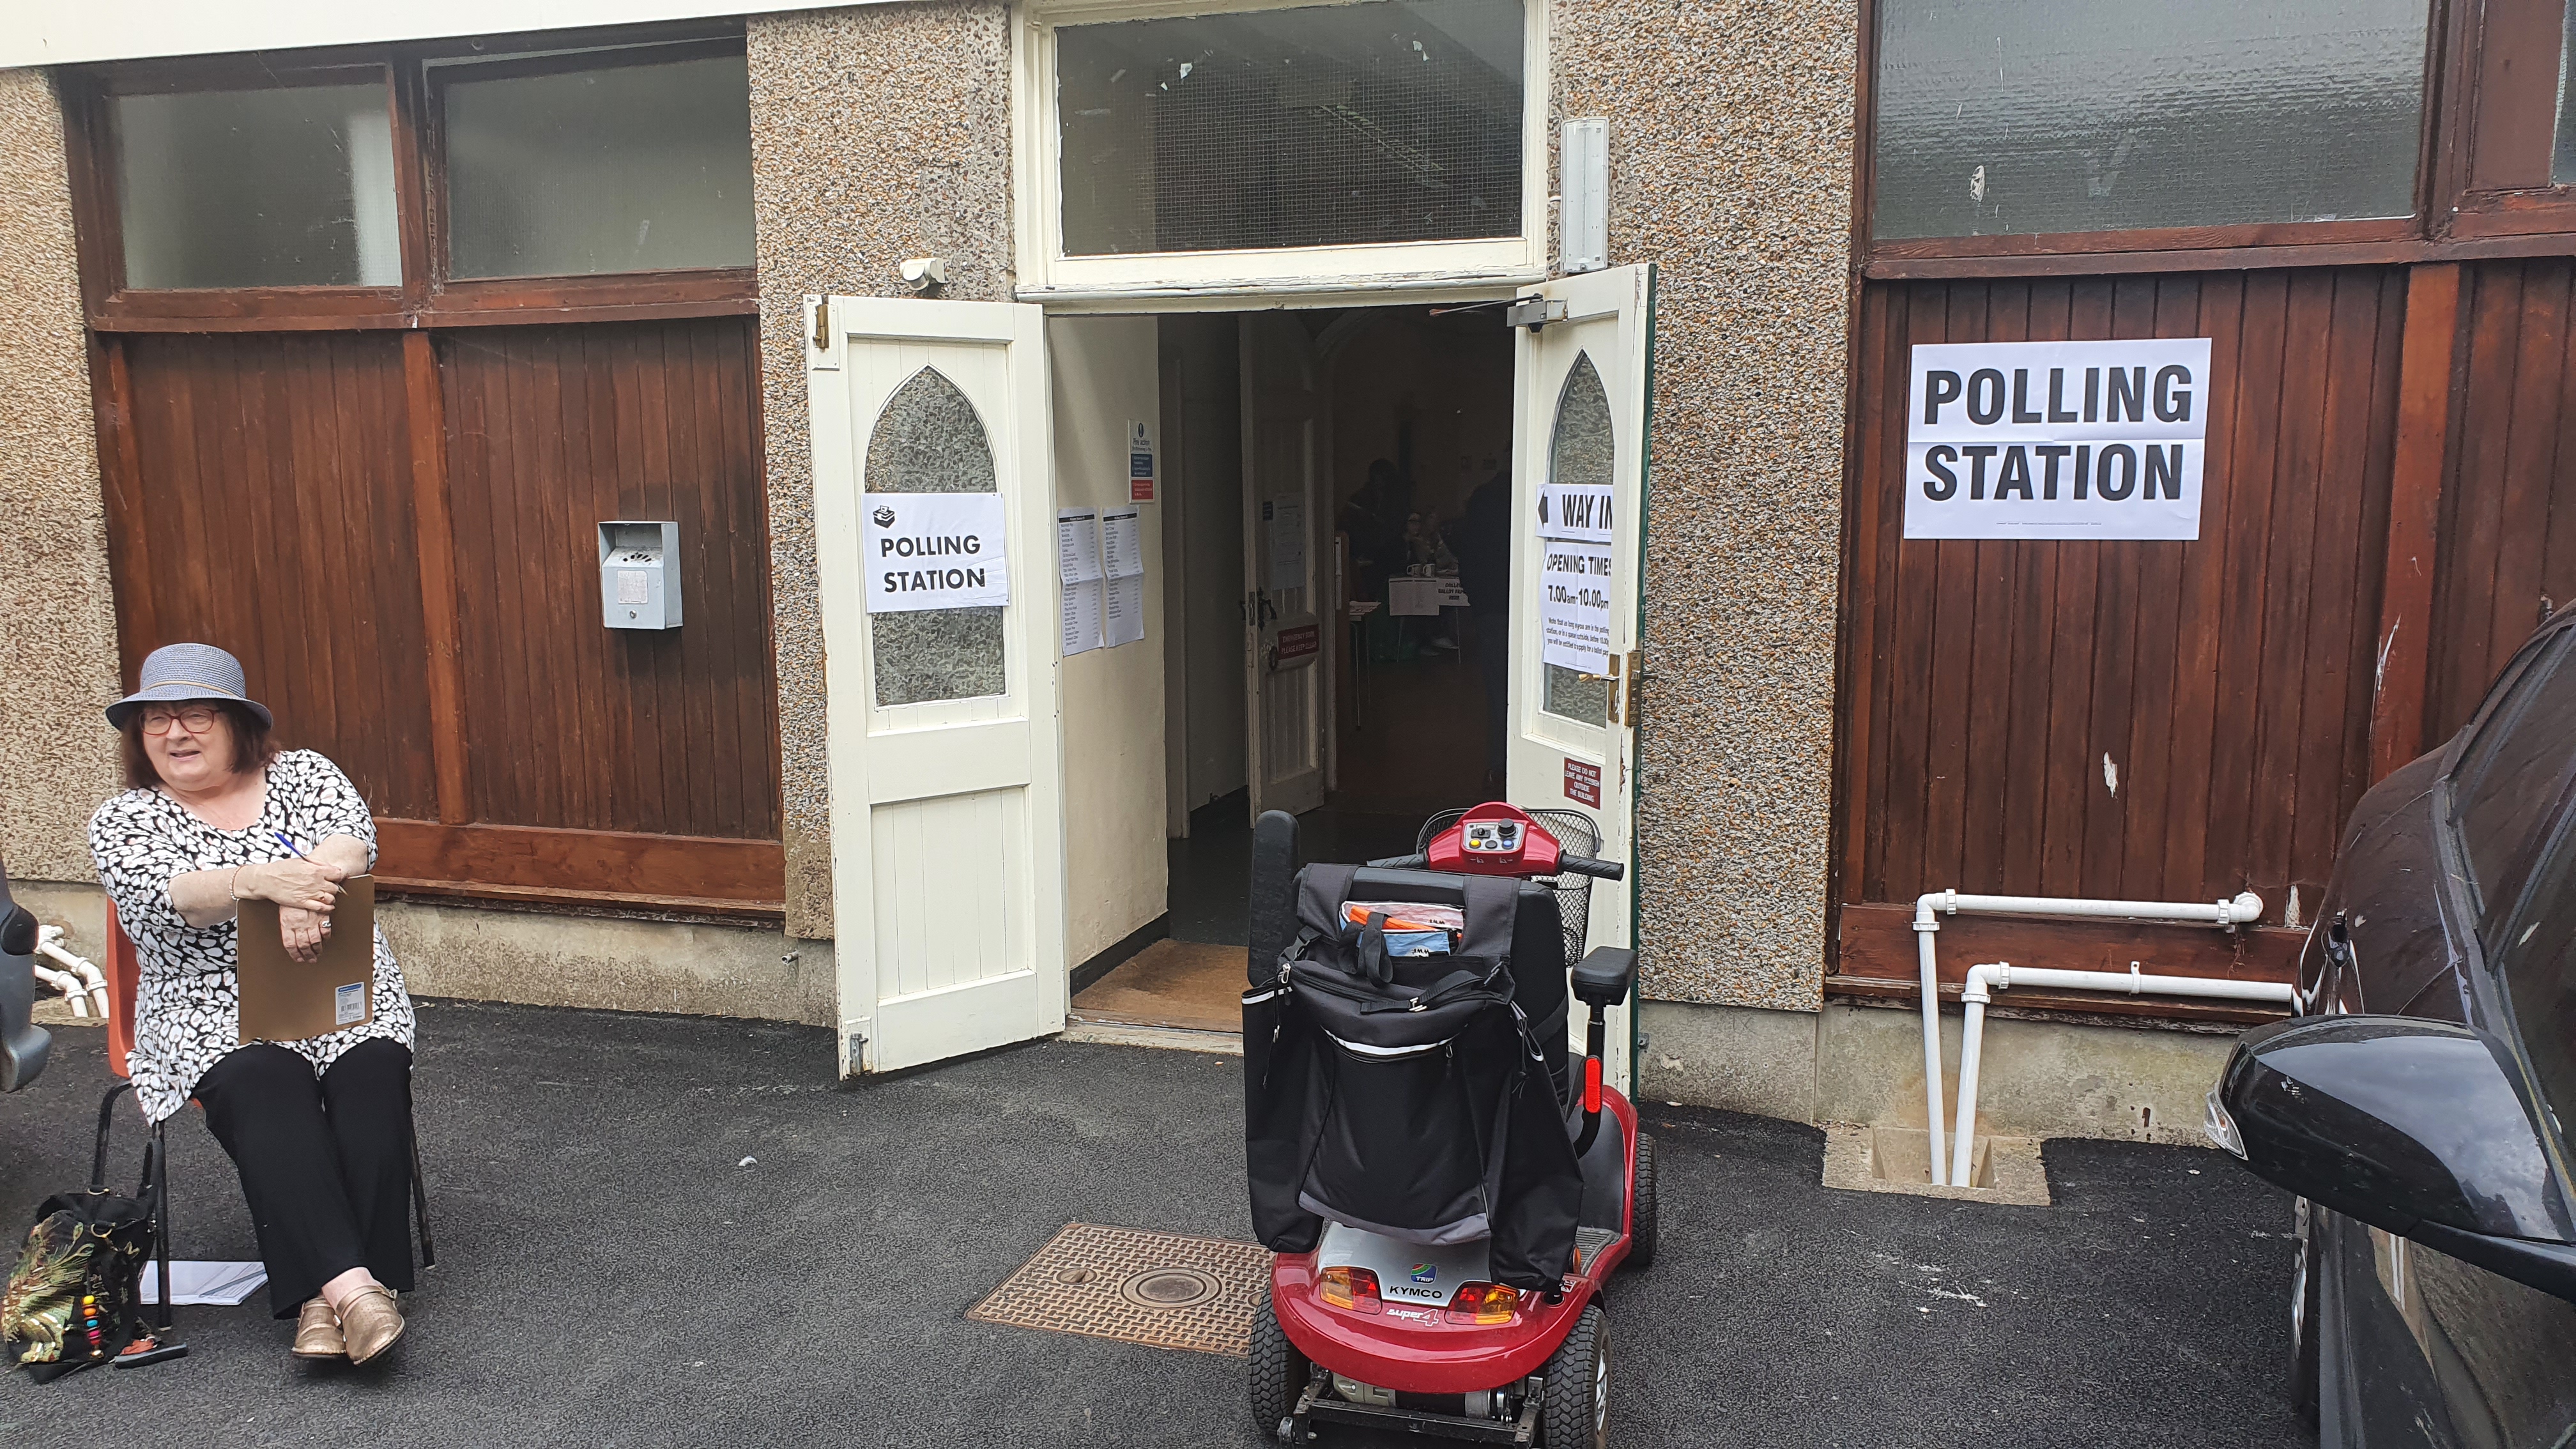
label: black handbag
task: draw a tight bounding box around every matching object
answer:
[1,1091,165,1380]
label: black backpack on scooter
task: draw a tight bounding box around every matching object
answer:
[1243,861,1583,1292]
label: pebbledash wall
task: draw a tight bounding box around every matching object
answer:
[0,70,123,895]
[735,0,1864,997]
[0,1,2223,1140]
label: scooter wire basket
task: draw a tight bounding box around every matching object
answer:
[1413,807,1600,966]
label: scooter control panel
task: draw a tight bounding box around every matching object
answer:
[1461,820,1522,854]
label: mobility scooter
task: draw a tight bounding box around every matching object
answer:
[1241,802,1656,1447]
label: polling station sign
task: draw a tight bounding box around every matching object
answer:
[1905,338,2211,541]
[862,493,1011,613]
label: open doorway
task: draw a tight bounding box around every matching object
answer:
[1071,303,1517,1038]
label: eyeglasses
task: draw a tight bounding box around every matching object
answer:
[139,705,220,735]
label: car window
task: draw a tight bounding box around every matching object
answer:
[2454,633,2576,924]
[2500,810,2576,1146]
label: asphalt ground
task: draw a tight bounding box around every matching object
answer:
[0,1000,2308,1448]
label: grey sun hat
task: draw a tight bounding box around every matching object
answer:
[105,643,274,732]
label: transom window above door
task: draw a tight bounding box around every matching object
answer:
[1019,0,1547,299]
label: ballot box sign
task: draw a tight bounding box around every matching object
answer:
[863,493,1011,613]
[1904,338,2212,541]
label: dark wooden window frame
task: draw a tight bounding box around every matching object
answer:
[1856,0,2576,280]
[61,20,758,334]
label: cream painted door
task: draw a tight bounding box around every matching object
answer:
[1506,265,1655,1094]
[808,296,1066,1075]
[1239,313,1330,817]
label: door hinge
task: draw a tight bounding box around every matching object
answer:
[1506,295,1566,330]
[811,296,830,352]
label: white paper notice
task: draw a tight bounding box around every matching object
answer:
[1057,509,1105,656]
[1057,508,1103,585]
[862,493,1011,613]
[1903,337,2212,540]
[1537,482,1615,543]
[1062,578,1105,656]
[1265,496,1306,586]
[1538,538,1613,675]
[1105,575,1145,647]
[1101,508,1144,581]
[1100,507,1146,648]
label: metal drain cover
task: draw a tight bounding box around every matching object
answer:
[1120,1266,1220,1309]
[971,1223,1269,1356]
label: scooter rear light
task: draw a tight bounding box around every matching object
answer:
[1583,1055,1602,1114]
[1443,1282,1519,1326]
[1318,1266,1382,1314]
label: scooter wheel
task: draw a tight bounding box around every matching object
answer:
[1625,1133,1657,1271]
[1540,1304,1607,1449]
[1250,1287,1308,1438]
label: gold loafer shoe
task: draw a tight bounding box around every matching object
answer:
[337,1284,405,1365]
[292,1298,346,1360]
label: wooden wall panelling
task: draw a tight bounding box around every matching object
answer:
[90,335,157,677]
[2426,259,2576,742]
[1839,268,2409,980]
[118,333,440,819]
[373,818,783,912]
[2370,264,2465,781]
[1832,903,2302,1025]
[2150,272,2244,908]
[402,332,472,822]
[438,316,781,841]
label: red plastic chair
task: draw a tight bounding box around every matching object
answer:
[97,901,433,1357]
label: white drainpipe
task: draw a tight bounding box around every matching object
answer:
[34,927,111,1018]
[1951,957,2294,1187]
[1913,890,2265,1186]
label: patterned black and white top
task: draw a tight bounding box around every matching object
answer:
[88,749,416,1123]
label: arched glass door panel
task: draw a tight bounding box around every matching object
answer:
[865,366,1008,707]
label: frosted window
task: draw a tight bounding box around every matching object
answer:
[114,86,399,290]
[1542,354,1611,728]
[866,369,1008,707]
[1057,0,1524,256]
[1873,0,2429,238]
[442,54,755,279]
[2557,7,2576,183]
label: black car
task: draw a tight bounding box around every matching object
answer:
[2209,603,2576,1446]
[1,859,51,1091]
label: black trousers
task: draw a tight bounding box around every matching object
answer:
[194,1038,416,1319]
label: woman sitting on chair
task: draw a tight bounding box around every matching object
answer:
[87,643,417,1366]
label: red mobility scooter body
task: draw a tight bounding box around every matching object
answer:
[1271,1087,1639,1394]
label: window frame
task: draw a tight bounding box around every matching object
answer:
[2446,0,2576,238]
[59,20,758,334]
[1011,0,1551,303]
[1853,0,2453,275]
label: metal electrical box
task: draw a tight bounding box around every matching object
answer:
[599,521,681,630]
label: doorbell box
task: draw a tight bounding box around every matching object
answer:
[599,521,682,630]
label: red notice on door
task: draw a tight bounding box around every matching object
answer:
[1272,623,1319,667]
[1563,758,1601,808]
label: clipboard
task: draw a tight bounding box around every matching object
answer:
[235,875,375,1043]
